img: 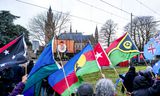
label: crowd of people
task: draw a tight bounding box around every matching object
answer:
[1,61,160,96]
[120,66,160,96]
[0,60,34,96]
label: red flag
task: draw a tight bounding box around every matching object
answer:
[94,43,111,66]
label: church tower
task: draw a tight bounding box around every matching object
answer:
[45,7,55,44]
[95,26,99,44]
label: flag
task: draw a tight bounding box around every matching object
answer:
[23,38,60,96]
[144,38,160,60]
[0,35,27,70]
[106,32,139,66]
[154,32,160,44]
[115,74,125,88]
[94,42,111,66]
[153,61,160,74]
[48,43,100,96]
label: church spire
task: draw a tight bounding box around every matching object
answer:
[95,25,99,44]
[70,23,72,33]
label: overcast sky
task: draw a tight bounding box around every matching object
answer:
[1,0,160,37]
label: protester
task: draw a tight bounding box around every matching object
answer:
[150,69,160,96]
[132,75,151,96]
[132,68,160,96]
[139,66,155,86]
[119,66,138,93]
[139,66,155,77]
[146,66,153,72]
[12,65,25,85]
[95,78,116,96]
[0,67,14,96]
[9,74,28,96]
[76,83,94,96]
[27,60,34,74]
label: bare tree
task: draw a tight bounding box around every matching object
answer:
[28,7,70,45]
[99,19,117,47]
[124,16,157,51]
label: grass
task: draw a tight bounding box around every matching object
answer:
[82,66,147,96]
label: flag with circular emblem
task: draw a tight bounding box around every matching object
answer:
[106,32,140,66]
[48,43,100,96]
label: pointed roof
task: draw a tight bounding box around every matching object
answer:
[70,23,72,33]
[95,26,98,35]
[58,32,92,43]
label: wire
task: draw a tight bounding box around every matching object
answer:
[100,0,131,15]
[16,0,104,25]
[135,0,160,16]
[76,0,129,21]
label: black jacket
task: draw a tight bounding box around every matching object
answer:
[132,76,160,96]
[120,67,138,92]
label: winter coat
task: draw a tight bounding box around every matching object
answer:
[120,67,138,92]
[149,80,160,96]
[132,76,160,96]
[12,65,25,84]
[132,75,151,96]
[9,82,25,96]
[139,71,155,86]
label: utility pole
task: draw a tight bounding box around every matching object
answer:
[130,13,133,37]
[130,13,133,66]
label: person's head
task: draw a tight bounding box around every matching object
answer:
[146,66,153,72]
[129,66,136,72]
[76,83,94,96]
[95,78,116,96]
[133,75,150,90]
[60,41,64,45]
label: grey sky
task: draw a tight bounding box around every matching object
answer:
[0,0,160,37]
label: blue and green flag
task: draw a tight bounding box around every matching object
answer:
[23,38,60,96]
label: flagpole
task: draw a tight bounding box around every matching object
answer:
[23,34,28,75]
[25,62,28,74]
[129,31,154,78]
[88,41,104,77]
[141,54,155,78]
[55,36,71,96]
[94,52,104,77]
[100,43,128,92]
[99,43,123,79]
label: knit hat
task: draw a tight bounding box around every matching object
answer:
[146,66,153,72]
[77,83,94,96]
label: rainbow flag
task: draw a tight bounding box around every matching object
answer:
[48,43,99,96]
[106,32,139,66]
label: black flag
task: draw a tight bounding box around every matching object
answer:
[0,35,27,70]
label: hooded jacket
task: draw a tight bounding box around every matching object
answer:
[132,76,160,96]
[122,67,138,92]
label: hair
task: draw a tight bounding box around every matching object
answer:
[129,66,136,72]
[77,83,94,96]
[146,66,153,72]
[60,41,64,43]
[95,78,116,96]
